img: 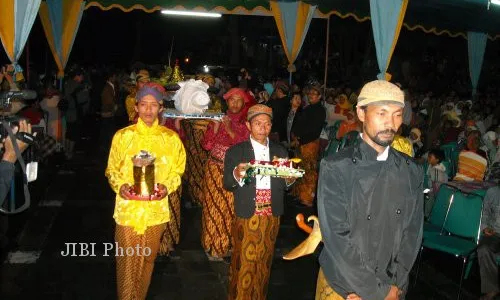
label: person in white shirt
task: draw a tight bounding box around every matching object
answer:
[223,104,295,299]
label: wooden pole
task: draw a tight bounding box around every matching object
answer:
[323,15,330,95]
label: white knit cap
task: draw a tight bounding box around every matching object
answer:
[357,80,405,107]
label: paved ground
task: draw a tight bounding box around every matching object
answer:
[0,137,484,300]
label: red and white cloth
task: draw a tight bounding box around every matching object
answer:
[255,189,272,216]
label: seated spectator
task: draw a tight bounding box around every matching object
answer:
[482,131,498,164]
[336,110,358,140]
[454,131,488,181]
[409,127,424,158]
[333,93,351,117]
[441,119,461,145]
[478,186,500,300]
[426,148,448,192]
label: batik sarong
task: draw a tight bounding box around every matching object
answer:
[115,223,165,300]
[159,187,182,255]
[200,156,235,258]
[228,215,280,300]
[181,120,209,205]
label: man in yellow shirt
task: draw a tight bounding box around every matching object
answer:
[105,82,186,300]
[125,69,150,123]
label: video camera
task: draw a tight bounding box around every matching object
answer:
[0,90,37,141]
[0,90,37,111]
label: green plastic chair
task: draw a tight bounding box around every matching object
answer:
[440,142,459,179]
[423,184,455,239]
[415,185,483,299]
[441,160,452,179]
[323,121,342,158]
[339,130,360,151]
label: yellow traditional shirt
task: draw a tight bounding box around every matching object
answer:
[391,135,414,157]
[105,118,186,234]
[125,92,137,122]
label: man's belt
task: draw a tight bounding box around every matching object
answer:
[256,202,272,210]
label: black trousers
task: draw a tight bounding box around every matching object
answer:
[478,234,500,294]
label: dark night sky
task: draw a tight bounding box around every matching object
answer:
[1,7,499,78]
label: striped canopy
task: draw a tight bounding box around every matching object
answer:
[39,0,85,78]
[0,0,42,81]
[85,0,500,40]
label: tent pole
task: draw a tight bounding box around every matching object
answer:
[26,39,30,88]
[323,15,330,95]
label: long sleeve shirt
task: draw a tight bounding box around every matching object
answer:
[105,118,186,234]
[481,187,500,233]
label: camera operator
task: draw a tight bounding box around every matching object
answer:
[0,119,33,256]
[0,120,33,202]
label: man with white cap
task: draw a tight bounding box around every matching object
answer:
[316,80,424,300]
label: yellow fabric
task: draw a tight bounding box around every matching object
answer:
[270,2,289,63]
[105,118,186,235]
[384,0,409,81]
[271,1,314,67]
[125,93,137,122]
[391,135,413,157]
[0,0,15,60]
[291,2,311,60]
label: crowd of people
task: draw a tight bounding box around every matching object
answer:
[0,56,499,300]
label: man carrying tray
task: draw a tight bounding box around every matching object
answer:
[223,104,297,299]
[105,83,186,300]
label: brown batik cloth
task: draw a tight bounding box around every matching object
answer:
[315,269,345,300]
[228,215,280,300]
[115,223,165,300]
[158,187,182,255]
[181,120,208,206]
[200,158,235,257]
[293,139,320,206]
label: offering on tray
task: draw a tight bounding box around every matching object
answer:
[243,157,304,184]
[128,150,163,200]
[162,108,224,121]
[126,183,165,200]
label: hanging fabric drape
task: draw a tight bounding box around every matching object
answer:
[39,0,85,79]
[467,31,487,97]
[270,1,316,84]
[369,0,408,81]
[0,0,42,82]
